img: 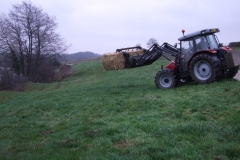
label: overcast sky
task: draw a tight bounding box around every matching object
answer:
[0,0,240,54]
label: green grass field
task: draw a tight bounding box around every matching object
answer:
[232,47,240,51]
[1,58,240,160]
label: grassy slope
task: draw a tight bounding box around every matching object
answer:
[0,58,240,159]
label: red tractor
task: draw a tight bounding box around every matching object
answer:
[118,28,240,89]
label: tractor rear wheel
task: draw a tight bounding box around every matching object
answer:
[189,54,220,84]
[155,69,177,89]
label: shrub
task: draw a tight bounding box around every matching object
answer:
[31,64,56,83]
[54,64,73,81]
[0,68,28,91]
[229,42,240,47]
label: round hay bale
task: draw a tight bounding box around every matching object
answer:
[102,52,125,70]
[102,49,146,70]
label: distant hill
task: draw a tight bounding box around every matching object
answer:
[60,51,102,61]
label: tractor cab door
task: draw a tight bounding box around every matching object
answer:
[180,39,195,71]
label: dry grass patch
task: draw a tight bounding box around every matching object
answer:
[114,139,134,148]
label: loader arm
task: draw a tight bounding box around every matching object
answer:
[121,43,179,68]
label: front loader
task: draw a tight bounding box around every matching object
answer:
[117,28,240,89]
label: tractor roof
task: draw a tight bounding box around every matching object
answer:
[178,28,220,41]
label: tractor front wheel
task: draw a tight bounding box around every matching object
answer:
[189,54,220,84]
[155,69,177,89]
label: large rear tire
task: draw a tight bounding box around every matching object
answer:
[155,69,177,89]
[189,54,220,84]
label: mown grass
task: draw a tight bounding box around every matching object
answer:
[232,47,240,51]
[1,58,240,159]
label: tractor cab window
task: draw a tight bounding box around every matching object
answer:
[181,40,194,55]
[206,34,219,50]
[195,36,208,51]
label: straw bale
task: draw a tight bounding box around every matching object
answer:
[102,52,125,70]
[102,49,145,70]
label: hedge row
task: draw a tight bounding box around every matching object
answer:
[229,42,240,47]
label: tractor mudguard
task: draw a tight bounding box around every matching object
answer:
[187,50,217,71]
[165,61,177,71]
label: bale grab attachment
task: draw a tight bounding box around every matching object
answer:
[120,43,180,68]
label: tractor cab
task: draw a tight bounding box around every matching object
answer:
[177,28,221,72]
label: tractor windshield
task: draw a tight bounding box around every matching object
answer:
[206,34,219,50]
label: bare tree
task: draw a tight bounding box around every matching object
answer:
[147,38,158,48]
[0,1,69,82]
